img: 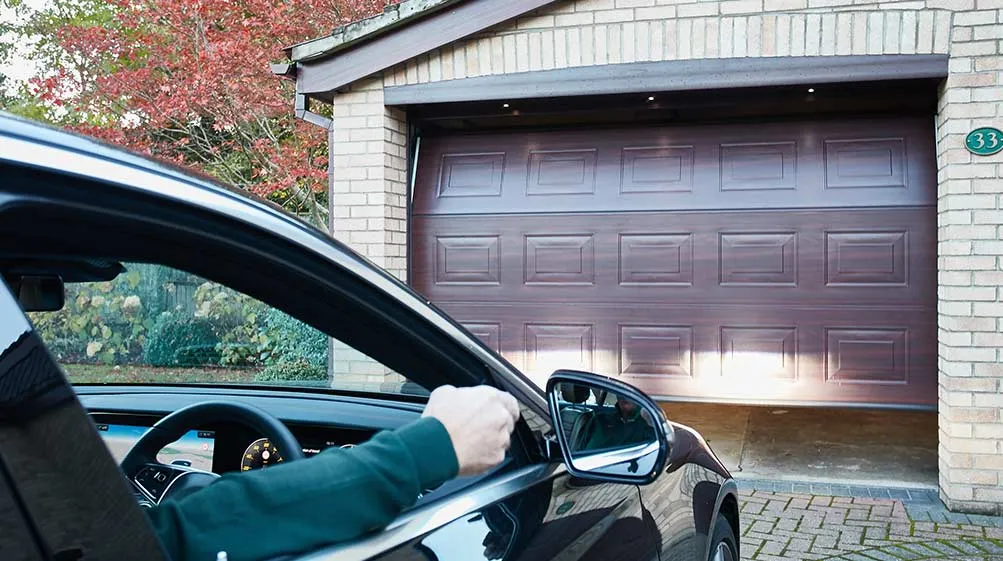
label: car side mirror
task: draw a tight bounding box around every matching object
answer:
[9,275,65,312]
[546,369,673,485]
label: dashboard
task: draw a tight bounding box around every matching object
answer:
[94,418,379,475]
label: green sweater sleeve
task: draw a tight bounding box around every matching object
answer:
[147,417,459,561]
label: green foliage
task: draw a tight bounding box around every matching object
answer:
[28,267,152,364]
[192,281,328,381]
[255,358,326,383]
[143,313,220,367]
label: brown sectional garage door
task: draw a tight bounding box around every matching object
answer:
[412,117,937,408]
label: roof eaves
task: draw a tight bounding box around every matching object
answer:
[285,0,466,63]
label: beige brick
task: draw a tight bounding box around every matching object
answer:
[927,0,974,7]
[943,377,997,391]
[950,437,999,453]
[956,9,998,26]
[974,240,1003,254]
[973,87,1003,102]
[944,345,997,362]
[973,209,1003,223]
[941,240,974,255]
[974,56,1003,71]
[616,0,655,6]
[941,359,975,377]
[596,8,633,22]
[867,12,884,55]
[838,13,854,55]
[942,224,997,240]
[974,271,1003,285]
[765,0,807,8]
[576,0,616,9]
[944,422,974,438]
[944,389,976,406]
[955,26,975,42]
[974,454,1003,469]
[974,361,1003,377]
[691,19,706,58]
[748,15,762,56]
[917,10,934,53]
[950,72,999,87]
[678,18,692,59]
[762,15,777,56]
[515,33,530,72]
[944,255,997,270]
[608,23,622,63]
[940,300,974,315]
[594,24,608,64]
[974,488,1003,503]
[733,17,748,56]
[633,22,648,62]
[974,302,1003,317]
[650,20,664,60]
[884,11,901,54]
[977,0,1003,6]
[942,285,996,300]
[518,14,555,29]
[791,14,806,55]
[721,0,764,14]
[720,17,734,57]
[934,11,952,54]
[664,18,676,59]
[556,11,594,25]
[975,332,1003,347]
[635,5,676,19]
[900,11,918,54]
[706,17,720,57]
[820,13,836,56]
[941,270,975,285]
[775,15,791,56]
[679,2,718,16]
[568,28,582,66]
[955,469,999,486]
[953,41,999,57]
[974,393,1003,407]
[805,13,821,56]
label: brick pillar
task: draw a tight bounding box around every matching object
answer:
[937,17,1003,514]
[328,75,409,391]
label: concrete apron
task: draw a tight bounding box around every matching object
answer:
[659,402,938,489]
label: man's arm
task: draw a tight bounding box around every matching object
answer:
[148,385,519,561]
[148,417,458,561]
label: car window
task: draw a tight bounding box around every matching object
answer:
[27,262,420,394]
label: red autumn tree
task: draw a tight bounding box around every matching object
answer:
[24,0,393,226]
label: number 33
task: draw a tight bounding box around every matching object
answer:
[971,131,1001,150]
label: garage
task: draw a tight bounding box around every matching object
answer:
[411,116,937,408]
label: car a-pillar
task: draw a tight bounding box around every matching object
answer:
[282,0,1003,515]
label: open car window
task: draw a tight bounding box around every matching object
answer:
[26,262,422,395]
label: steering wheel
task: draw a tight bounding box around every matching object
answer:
[120,401,304,507]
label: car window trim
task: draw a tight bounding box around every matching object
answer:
[0,132,547,419]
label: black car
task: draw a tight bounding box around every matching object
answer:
[0,112,739,561]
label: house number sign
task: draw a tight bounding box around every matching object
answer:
[965,127,1003,156]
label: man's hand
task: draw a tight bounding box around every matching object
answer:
[422,385,520,476]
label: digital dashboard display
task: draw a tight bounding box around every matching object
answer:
[97,423,215,472]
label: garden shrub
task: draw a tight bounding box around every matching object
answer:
[144,313,220,367]
[255,358,327,383]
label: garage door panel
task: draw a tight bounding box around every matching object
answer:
[413,116,936,407]
[413,117,936,216]
[436,302,936,406]
[412,207,935,306]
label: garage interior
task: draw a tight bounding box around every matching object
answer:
[404,78,942,487]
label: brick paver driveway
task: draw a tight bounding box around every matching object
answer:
[738,483,1003,561]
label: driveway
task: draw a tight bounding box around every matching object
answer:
[737,480,1003,561]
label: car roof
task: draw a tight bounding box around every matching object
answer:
[0,112,548,413]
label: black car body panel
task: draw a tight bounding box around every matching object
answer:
[0,112,738,561]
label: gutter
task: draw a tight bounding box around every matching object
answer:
[270,63,332,130]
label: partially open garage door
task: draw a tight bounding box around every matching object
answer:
[411,117,937,408]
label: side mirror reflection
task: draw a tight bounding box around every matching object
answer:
[547,371,671,485]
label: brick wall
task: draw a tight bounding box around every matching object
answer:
[327,0,1003,513]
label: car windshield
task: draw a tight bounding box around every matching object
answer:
[27,262,422,395]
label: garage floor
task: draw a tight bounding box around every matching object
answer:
[659,403,939,488]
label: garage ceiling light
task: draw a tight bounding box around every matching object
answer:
[502,103,510,108]
[808,88,815,93]
[647,96,655,102]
